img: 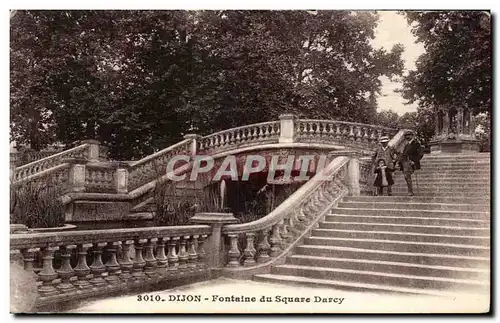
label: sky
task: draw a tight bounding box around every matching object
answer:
[372,11,426,115]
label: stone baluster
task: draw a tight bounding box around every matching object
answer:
[21,248,38,273]
[226,234,241,268]
[243,233,257,266]
[348,125,355,138]
[269,223,282,257]
[57,245,76,293]
[188,235,198,269]
[235,130,241,142]
[279,218,289,242]
[143,238,158,278]
[104,242,121,284]
[178,236,189,270]
[38,247,58,297]
[257,230,271,263]
[73,243,92,289]
[156,238,168,272]
[167,237,179,272]
[89,243,107,287]
[132,239,146,280]
[118,240,134,282]
[197,235,207,268]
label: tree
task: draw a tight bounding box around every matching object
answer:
[11,10,404,160]
[400,11,491,141]
[374,110,400,129]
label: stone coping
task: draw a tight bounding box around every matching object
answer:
[10,225,212,249]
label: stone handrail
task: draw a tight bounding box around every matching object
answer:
[11,163,72,190]
[198,121,280,153]
[127,138,193,191]
[13,144,89,183]
[295,119,398,149]
[221,156,350,270]
[10,149,63,167]
[10,225,212,309]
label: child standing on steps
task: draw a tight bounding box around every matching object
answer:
[373,159,394,196]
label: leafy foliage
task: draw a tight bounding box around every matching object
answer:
[10,181,65,228]
[399,11,491,143]
[11,10,404,160]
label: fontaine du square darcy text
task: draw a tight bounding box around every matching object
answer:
[137,294,345,305]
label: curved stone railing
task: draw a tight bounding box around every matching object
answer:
[13,144,90,183]
[198,121,280,153]
[127,138,193,191]
[220,156,350,273]
[10,225,212,309]
[295,119,398,149]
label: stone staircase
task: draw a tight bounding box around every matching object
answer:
[254,153,491,296]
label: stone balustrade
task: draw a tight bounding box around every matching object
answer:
[295,119,398,150]
[127,138,194,191]
[197,121,281,153]
[220,156,351,274]
[85,164,117,193]
[11,118,401,204]
[12,144,90,183]
[10,225,212,308]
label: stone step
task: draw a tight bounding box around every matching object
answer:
[388,180,490,187]
[344,196,490,204]
[269,265,488,292]
[389,191,490,198]
[420,165,490,170]
[311,228,490,245]
[390,186,490,193]
[408,170,489,174]
[422,155,490,160]
[420,159,490,164]
[294,245,490,268]
[319,221,490,236]
[304,236,489,257]
[285,255,489,280]
[253,274,487,296]
[337,202,489,212]
[329,209,490,220]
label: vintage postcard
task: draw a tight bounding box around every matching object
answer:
[9,9,491,314]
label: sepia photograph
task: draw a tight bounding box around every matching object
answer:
[8,8,491,314]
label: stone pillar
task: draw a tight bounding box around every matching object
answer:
[470,112,476,137]
[457,107,464,136]
[114,163,129,194]
[190,212,238,272]
[434,112,440,138]
[66,158,87,192]
[347,157,360,196]
[183,134,201,157]
[443,110,450,136]
[82,139,100,162]
[279,114,295,143]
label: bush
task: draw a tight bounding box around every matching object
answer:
[475,112,491,152]
[153,179,194,226]
[10,180,65,228]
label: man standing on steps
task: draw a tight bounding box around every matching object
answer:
[371,136,396,196]
[398,130,424,196]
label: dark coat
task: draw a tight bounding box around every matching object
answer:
[399,139,424,171]
[372,145,396,170]
[373,167,394,187]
